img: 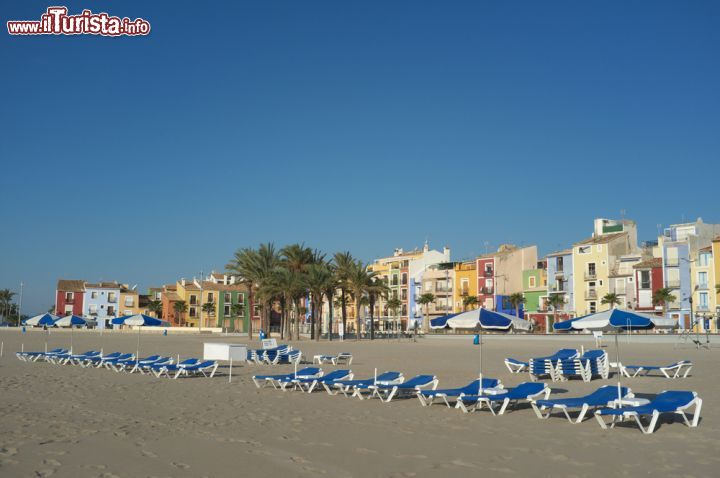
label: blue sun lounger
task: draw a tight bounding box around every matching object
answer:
[595,390,702,434]
[417,378,503,407]
[159,360,218,379]
[324,372,403,397]
[16,348,68,362]
[620,360,692,379]
[252,367,322,389]
[125,355,163,373]
[52,350,100,365]
[149,358,199,377]
[278,369,353,392]
[80,352,121,368]
[456,382,550,414]
[504,357,529,374]
[532,385,632,424]
[529,349,578,381]
[102,353,136,371]
[368,375,438,402]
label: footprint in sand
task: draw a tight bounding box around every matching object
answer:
[0,447,18,457]
[171,462,190,469]
[141,450,158,458]
[34,468,56,477]
[43,459,62,467]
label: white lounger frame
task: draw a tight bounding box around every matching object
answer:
[457,386,550,414]
[594,392,702,434]
[620,361,692,379]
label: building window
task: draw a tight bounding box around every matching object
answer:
[699,292,709,310]
[207,293,214,303]
[698,272,708,289]
[224,292,231,302]
[401,288,407,300]
[391,274,399,286]
[224,305,231,317]
[189,295,197,305]
[578,246,591,254]
[698,252,710,267]
[189,307,196,317]
[89,305,98,314]
[401,304,407,316]
[237,294,245,304]
[107,306,115,316]
[460,279,469,296]
[91,291,98,299]
[640,270,651,289]
[529,276,536,288]
[557,256,564,271]
[401,273,408,285]
[589,302,596,314]
[108,292,117,303]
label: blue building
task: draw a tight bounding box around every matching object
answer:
[545,249,575,321]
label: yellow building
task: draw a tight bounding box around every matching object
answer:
[713,237,720,329]
[572,219,638,316]
[453,260,478,311]
[119,286,143,316]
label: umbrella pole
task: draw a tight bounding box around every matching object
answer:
[615,331,623,405]
[70,326,73,355]
[137,326,141,360]
[478,327,483,394]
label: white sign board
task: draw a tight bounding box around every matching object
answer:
[261,338,278,349]
[204,343,248,361]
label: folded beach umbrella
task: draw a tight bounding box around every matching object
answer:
[568,309,673,331]
[552,314,589,332]
[111,314,169,359]
[429,313,459,329]
[53,315,87,354]
[24,313,59,327]
[431,308,532,331]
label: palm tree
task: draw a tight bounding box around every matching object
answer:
[281,243,315,339]
[173,300,188,326]
[653,288,677,319]
[306,262,334,341]
[386,297,402,339]
[202,302,216,327]
[0,289,16,323]
[601,292,621,310]
[227,242,279,339]
[462,295,478,311]
[417,292,435,333]
[333,252,355,339]
[508,292,526,318]
[546,294,565,332]
[260,266,307,340]
[230,302,244,332]
[344,260,377,340]
[367,276,390,340]
[148,300,163,318]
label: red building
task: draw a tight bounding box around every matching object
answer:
[476,256,495,309]
[633,258,663,313]
[55,279,85,316]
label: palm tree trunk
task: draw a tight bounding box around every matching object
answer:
[247,287,254,340]
[327,293,333,341]
[355,299,362,341]
[370,298,375,341]
[341,288,347,339]
[294,299,301,341]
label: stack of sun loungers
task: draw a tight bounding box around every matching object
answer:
[246,345,302,365]
[528,349,579,381]
[554,349,609,382]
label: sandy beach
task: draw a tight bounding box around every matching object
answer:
[0,329,717,477]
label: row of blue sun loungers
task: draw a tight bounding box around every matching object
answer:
[251,366,702,433]
[506,349,691,383]
[17,349,219,379]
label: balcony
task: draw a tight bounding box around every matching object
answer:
[107,296,117,303]
[665,258,680,267]
[696,283,709,291]
[585,289,598,300]
[480,287,494,295]
[64,297,74,304]
[696,305,710,312]
[584,271,597,281]
[665,279,680,288]
[554,270,565,278]
[483,270,493,277]
[549,285,566,294]
[124,301,134,307]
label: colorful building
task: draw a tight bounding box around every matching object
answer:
[658,219,720,329]
[522,264,548,330]
[119,286,143,317]
[572,219,638,316]
[476,244,537,313]
[452,260,477,311]
[545,249,574,326]
[692,246,715,331]
[55,279,85,316]
[84,281,122,328]
[419,263,455,324]
[633,257,663,314]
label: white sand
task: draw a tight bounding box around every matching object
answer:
[1,329,717,477]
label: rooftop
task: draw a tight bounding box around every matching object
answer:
[574,232,627,246]
[57,279,85,292]
[633,258,663,269]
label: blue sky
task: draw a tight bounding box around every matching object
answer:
[2,1,719,314]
